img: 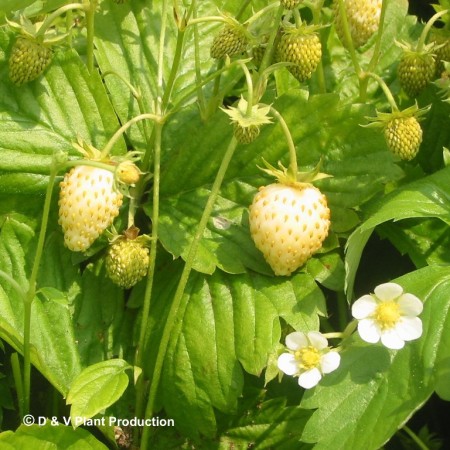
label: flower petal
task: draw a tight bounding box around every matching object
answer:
[396,317,423,341]
[374,282,403,301]
[352,295,377,319]
[357,319,381,343]
[285,332,308,350]
[298,368,322,389]
[320,351,341,374]
[380,328,405,350]
[277,353,298,376]
[307,331,328,350]
[398,293,423,316]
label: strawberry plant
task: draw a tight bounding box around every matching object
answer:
[0,0,450,449]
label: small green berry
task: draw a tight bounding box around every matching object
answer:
[210,25,248,59]
[9,37,52,85]
[277,29,322,82]
[398,52,436,98]
[106,238,150,289]
[384,116,423,161]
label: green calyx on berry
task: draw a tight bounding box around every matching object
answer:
[6,15,67,85]
[106,227,151,289]
[333,0,382,49]
[221,97,272,144]
[276,25,322,82]
[210,17,250,60]
[73,138,143,195]
[249,161,330,276]
[365,104,430,161]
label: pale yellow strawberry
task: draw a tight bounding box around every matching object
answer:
[334,0,382,48]
[249,183,330,276]
[58,166,123,252]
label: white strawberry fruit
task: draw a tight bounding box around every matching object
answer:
[58,165,123,252]
[249,182,330,276]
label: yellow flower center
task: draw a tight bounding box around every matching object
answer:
[295,346,321,370]
[374,301,401,330]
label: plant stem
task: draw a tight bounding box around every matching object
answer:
[258,4,285,76]
[336,0,362,86]
[187,16,229,27]
[310,0,326,93]
[161,29,186,110]
[270,107,298,179]
[401,425,430,450]
[134,122,162,427]
[37,3,87,37]
[293,8,303,28]
[140,137,238,450]
[170,59,245,116]
[191,0,207,117]
[417,10,449,53]
[133,1,168,445]
[21,155,59,415]
[360,0,389,101]
[100,113,162,159]
[10,353,24,418]
[0,270,26,300]
[237,61,254,112]
[362,71,398,111]
[85,0,97,74]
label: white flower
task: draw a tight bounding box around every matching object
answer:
[277,331,341,389]
[351,282,423,350]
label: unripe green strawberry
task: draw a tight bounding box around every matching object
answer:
[58,166,123,252]
[398,51,436,97]
[281,0,302,9]
[9,36,52,85]
[277,28,322,82]
[106,238,150,289]
[430,31,450,76]
[234,124,260,144]
[333,0,381,48]
[249,183,330,276]
[384,116,422,161]
[210,24,248,59]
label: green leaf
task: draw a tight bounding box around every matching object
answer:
[306,252,345,292]
[345,167,450,297]
[147,263,326,439]
[73,263,129,367]
[0,423,108,449]
[0,32,125,194]
[37,286,69,307]
[66,359,132,424]
[377,218,450,268]
[301,265,450,450]
[0,218,82,395]
[220,398,313,449]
